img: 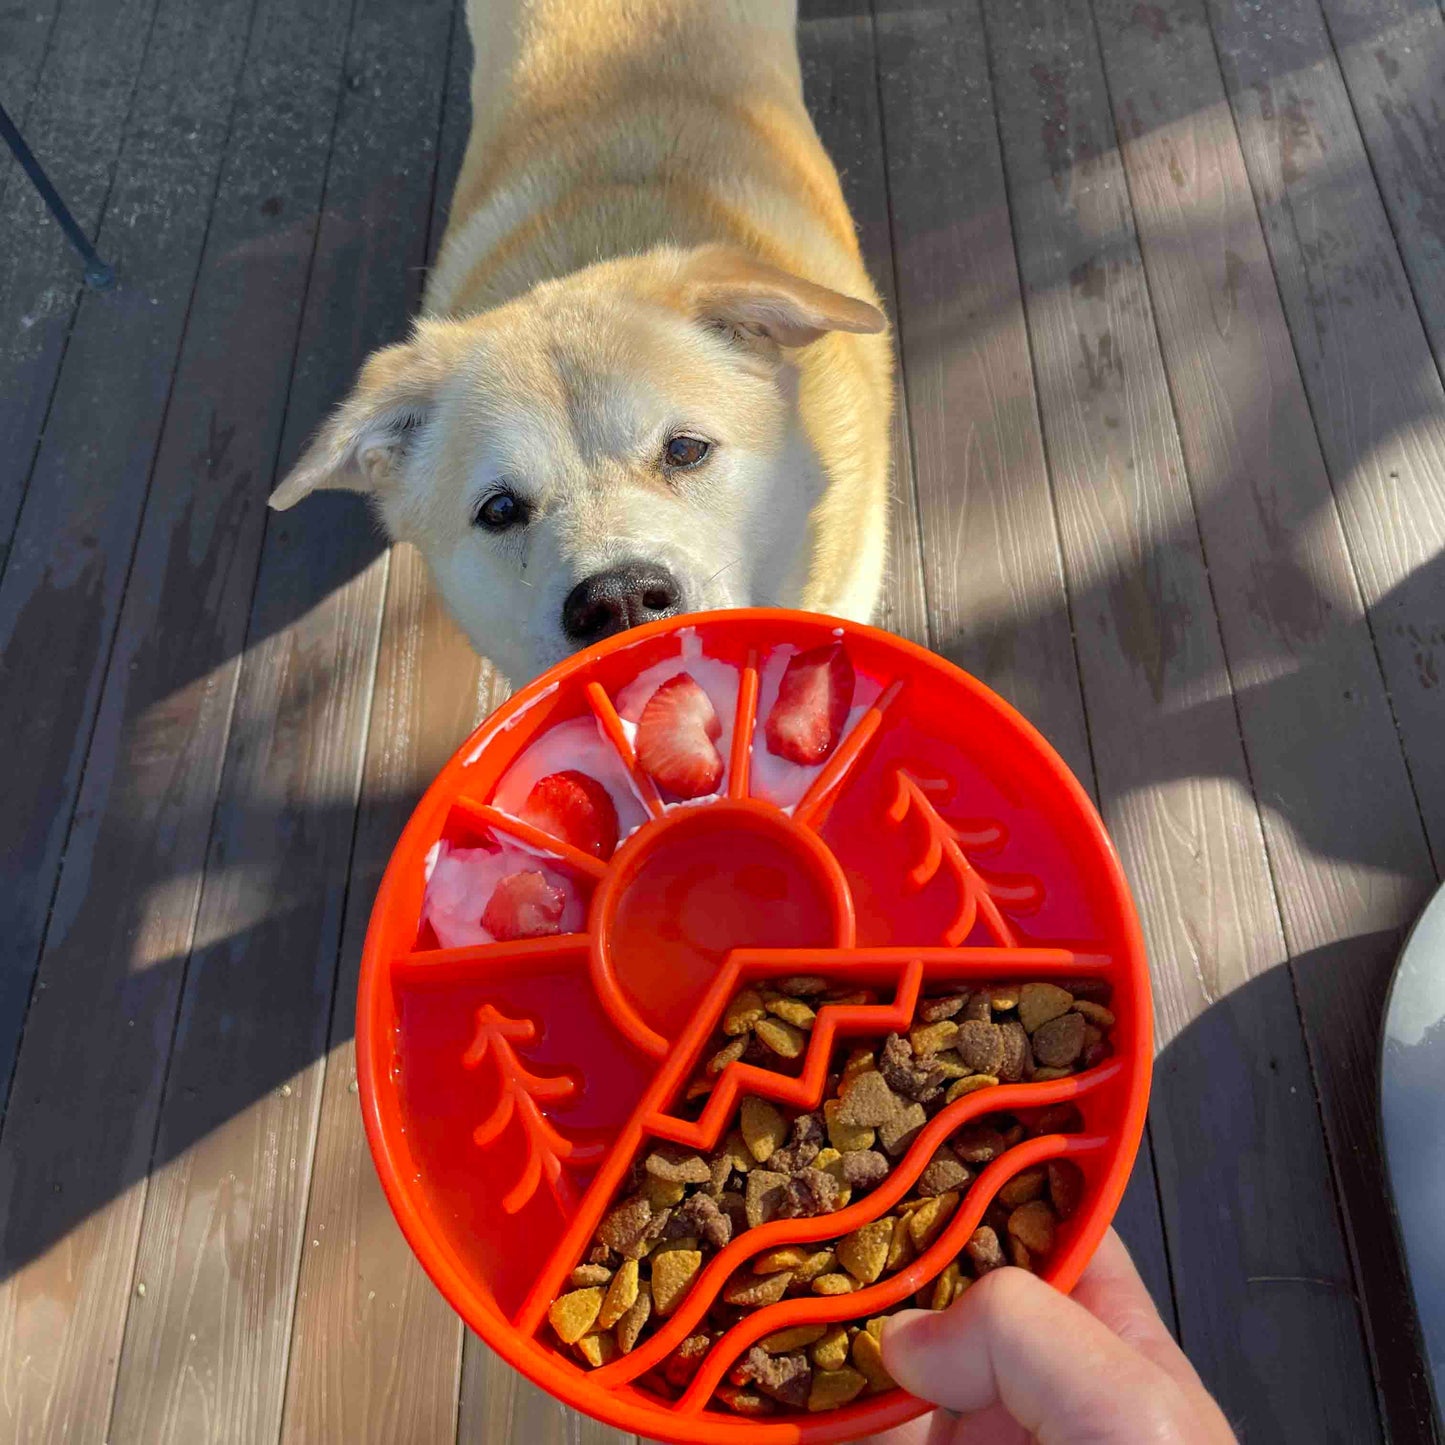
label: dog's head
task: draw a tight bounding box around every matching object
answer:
[268,245,884,681]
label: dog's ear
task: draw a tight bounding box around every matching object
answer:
[268,338,445,510]
[682,246,886,350]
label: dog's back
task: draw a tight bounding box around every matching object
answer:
[430,0,871,322]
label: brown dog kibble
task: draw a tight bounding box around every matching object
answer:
[651,1248,702,1316]
[808,1365,867,1411]
[559,974,1112,1408]
[1017,982,1073,1033]
[549,1286,604,1344]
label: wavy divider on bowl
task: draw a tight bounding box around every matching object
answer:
[674,1129,1112,1415]
[512,945,1115,1338]
[589,1063,1122,1392]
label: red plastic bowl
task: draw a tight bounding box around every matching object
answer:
[357,609,1151,1443]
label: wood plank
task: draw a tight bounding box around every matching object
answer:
[285,559,494,1445]
[1202,0,1445,863]
[0,0,257,1102]
[1091,3,1441,1436]
[0,0,292,1439]
[980,0,1384,1434]
[0,0,161,566]
[1317,0,1445,372]
[0,0,62,144]
[798,0,929,646]
[103,0,462,1439]
[279,9,486,1442]
[869,0,1177,1328]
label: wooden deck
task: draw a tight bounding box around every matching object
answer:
[1,0,1442,1439]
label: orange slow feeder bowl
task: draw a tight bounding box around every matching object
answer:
[357,609,1151,1443]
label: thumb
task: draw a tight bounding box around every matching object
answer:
[881,1268,1202,1443]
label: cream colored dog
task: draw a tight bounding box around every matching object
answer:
[269,0,892,683]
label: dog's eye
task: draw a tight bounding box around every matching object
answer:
[474,490,527,531]
[664,436,710,469]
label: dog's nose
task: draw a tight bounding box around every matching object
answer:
[561,563,682,644]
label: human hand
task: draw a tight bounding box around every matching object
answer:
[866,1229,1235,1444]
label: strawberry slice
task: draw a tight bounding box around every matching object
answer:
[635,673,724,798]
[519,770,619,859]
[764,642,855,764]
[483,870,567,941]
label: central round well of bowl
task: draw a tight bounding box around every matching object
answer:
[589,799,855,1056]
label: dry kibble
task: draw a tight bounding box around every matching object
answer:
[996,1166,1047,1209]
[664,1332,713,1387]
[575,1331,617,1367]
[651,1248,703,1316]
[851,1327,895,1391]
[1032,1066,1072,1081]
[917,1145,971,1197]
[597,1195,652,1256]
[597,1257,639,1329]
[962,992,993,1022]
[759,1323,827,1353]
[724,1268,794,1307]
[795,1248,837,1282]
[569,1263,613,1288]
[1017,982,1074,1033]
[745,1169,789,1227]
[548,1287,604,1345]
[876,1099,928,1157]
[719,1128,754,1174]
[955,1019,1005,1074]
[919,993,967,1023]
[1031,1011,1086,1068]
[756,1015,808,1058]
[724,988,768,1035]
[615,1281,652,1354]
[753,1245,810,1274]
[1008,1200,1057,1255]
[998,1020,1032,1082]
[777,974,828,997]
[928,1260,964,1310]
[708,1034,748,1075]
[965,1225,1007,1274]
[886,1215,917,1272]
[567,974,1113,1402]
[930,1048,970,1080]
[835,1069,897,1128]
[1048,1159,1085,1218]
[824,1097,875,1152]
[837,1217,894,1284]
[909,1019,959,1056]
[808,1365,867,1411]
[643,1174,686,1210]
[810,1324,851,1371]
[767,996,816,1029]
[908,1189,960,1251]
[716,1383,774,1416]
[740,1097,789,1161]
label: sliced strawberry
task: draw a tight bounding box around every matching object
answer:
[764,642,856,764]
[635,673,724,798]
[483,870,567,941]
[519,770,619,859]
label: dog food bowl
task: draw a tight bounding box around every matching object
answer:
[357,609,1151,1443]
